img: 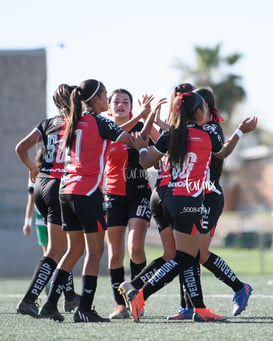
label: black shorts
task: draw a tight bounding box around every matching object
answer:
[60,189,106,233]
[105,189,151,227]
[201,192,224,235]
[150,186,170,232]
[34,177,61,225]
[163,194,203,234]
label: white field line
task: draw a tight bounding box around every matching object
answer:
[1,294,273,298]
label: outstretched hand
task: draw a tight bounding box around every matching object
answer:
[238,116,258,134]
[152,98,168,116]
[138,94,154,120]
[140,97,167,139]
[131,132,150,151]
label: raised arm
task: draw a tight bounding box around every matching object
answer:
[215,116,258,159]
[154,105,170,131]
[119,98,167,154]
[119,94,154,132]
[140,98,167,142]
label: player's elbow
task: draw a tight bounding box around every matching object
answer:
[15,142,23,156]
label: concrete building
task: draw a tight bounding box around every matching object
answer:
[0,49,50,278]
[0,49,46,229]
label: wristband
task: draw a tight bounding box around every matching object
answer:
[25,218,32,226]
[139,147,148,154]
[235,128,243,138]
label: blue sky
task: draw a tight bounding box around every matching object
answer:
[1,0,272,131]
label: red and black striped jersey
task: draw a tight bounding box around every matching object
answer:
[36,116,66,179]
[60,112,125,196]
[153,123,223,197]
[105,122,150,195]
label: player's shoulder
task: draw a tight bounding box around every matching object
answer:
[94,114,123,137]
[40,115,63,128]
[202,122,220,132]
[95,113,117,126]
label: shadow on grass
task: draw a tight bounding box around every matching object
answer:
[130,315,273,324]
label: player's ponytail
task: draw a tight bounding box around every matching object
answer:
[64,79,104,149]
[168,92,204,165]
[53,84,76,118]
[64,87,82,149]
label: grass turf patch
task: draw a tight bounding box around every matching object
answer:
[1,272,273,341]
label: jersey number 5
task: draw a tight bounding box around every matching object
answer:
[45,135,65,163]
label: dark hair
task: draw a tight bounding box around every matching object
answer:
[108,88,133,107]
[195,87,214,115]
[53,84,76,117]
[195,87,223,124]
[175,83,195,93]
[64,79,105,148]
[195,87,224,177]
[168,92,205,165]
[166,83,195,125]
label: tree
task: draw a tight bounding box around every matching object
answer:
[173,43,246,121]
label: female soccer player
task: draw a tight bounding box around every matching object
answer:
[16,84,80,318]
[119,91,257,322]
[168,87,253,320]
[38,79,153,322]
[105,89,156,319]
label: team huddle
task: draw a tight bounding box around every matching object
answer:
[15,79,258,323]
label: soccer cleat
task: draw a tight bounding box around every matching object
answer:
[109,305,130,319]
[193,308,226,322]
[127,289,145,322]
[233,282,253,316]
[118,281,136,307]
[74,307,110,323]
[167,307,194,320]
[39,301,64,322]
[16,299,39,318]
[64,293,81,312]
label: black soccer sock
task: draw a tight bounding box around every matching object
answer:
[130,259,147,280]
[24,256,57,303]
[79,275,97,311]
[183,260,205,308]
[131,257,166,289]
[63,271,76,300]
[178,273,192,308]
[47,269,70,306]
[109,267,126,306]
[184,285,192,308]
[142,251,195,301]
[203,252,243,292]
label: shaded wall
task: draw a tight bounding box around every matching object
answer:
[0,49,46,229]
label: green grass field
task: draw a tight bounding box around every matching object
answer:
[1,248,273,341]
